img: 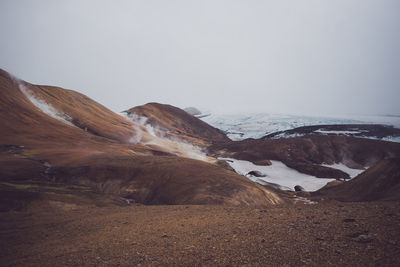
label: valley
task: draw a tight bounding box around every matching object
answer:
[1,69,399,266]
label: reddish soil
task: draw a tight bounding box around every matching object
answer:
[1,200,399,266]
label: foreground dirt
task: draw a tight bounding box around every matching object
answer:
[1,201,399,266]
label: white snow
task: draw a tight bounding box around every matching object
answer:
[293,197,317,205]
[19,83,75,127]
[321,163,365,178]
[314,129,363,135]
[221,158,336,192]
[381,136,400,143]
[201,113,400,143]
[271,133,306,139]
[202,113,366,141]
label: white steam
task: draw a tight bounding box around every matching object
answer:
[129,125,143,143]
[15,79,75,127]
[126,113,166,138]
[124,112,212,162]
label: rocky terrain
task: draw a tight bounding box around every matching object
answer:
[1,201,399,266]
[1,69,400,266]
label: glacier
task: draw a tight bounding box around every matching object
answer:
[201,112,400,142]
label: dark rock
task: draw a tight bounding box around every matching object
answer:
[294,185,305,192]
[355,234,374,243]
[247,170,266,177]
[347,231,368,238]
[254,159,272,166]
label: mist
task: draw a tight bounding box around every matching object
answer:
[1,0,399,116]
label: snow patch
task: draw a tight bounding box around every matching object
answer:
[293,197,317,205]
[221,158,336,192]
[271,133,306,139]
[321,163,365,178]
[380,136,400,143]
[314,129,364,135]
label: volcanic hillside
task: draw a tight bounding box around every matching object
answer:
[0,69,281,206]
[125,102,230,144]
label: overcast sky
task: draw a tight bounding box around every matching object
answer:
[1,0,399,116]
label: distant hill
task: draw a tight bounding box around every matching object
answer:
[183,106,202,116]
[313,157,400,201]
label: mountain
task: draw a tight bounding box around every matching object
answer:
[183,106,202,116]
[125,102,230,144]
[2,68,400,204]
[202,113,400,141]
[0,69,280,206]
[2,69,400,266]
[313,157,400,201]
[263,124,400,141]
[210,134,400,179]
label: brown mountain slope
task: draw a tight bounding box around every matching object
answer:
[0,69,145,147]
[211,135,400,179]
[47,154,281,205]
[125,102,230,144]
[0,69,281,206]
[313,157,400,201]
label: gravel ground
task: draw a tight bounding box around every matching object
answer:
[1,201,400,266]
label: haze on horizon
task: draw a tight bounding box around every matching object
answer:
[1,0,399,117]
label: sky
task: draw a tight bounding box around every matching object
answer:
[1,0,399,116]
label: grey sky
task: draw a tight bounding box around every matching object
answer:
[1,0,399,116]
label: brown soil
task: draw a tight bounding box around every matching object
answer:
[1,200,399,266]
[314,158,400,201]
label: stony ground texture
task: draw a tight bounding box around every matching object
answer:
[1,201,399,266]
